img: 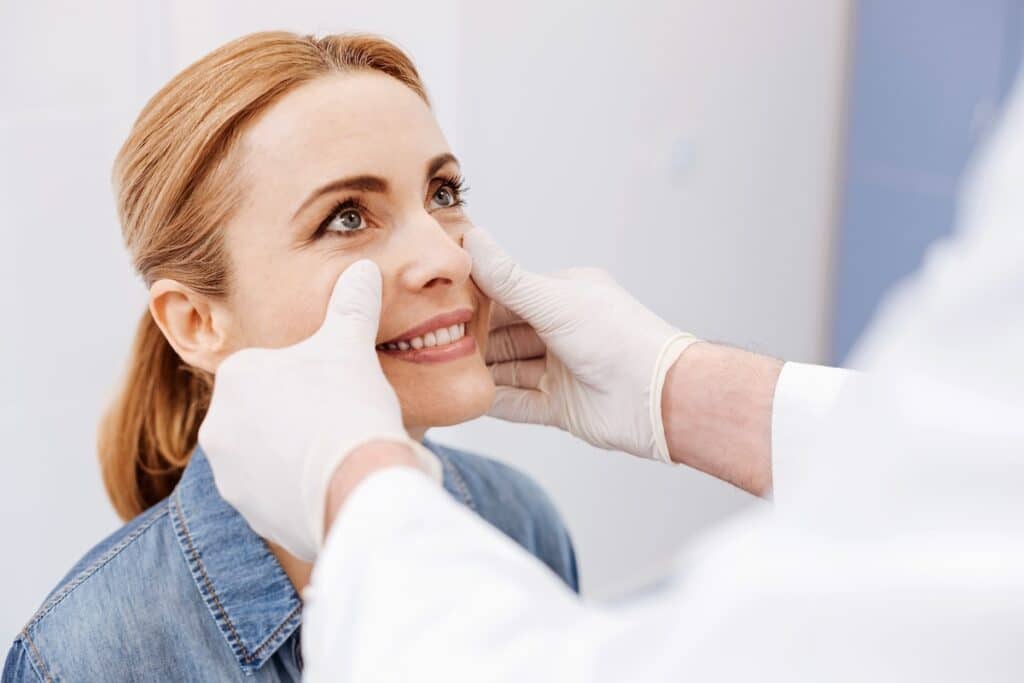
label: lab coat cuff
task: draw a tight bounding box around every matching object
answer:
[771,361,855,502]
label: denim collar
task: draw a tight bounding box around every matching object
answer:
[168,448,302,675]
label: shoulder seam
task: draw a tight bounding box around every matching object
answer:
[18,623,53,682]
[22,502,170,632]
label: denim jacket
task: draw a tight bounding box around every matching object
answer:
[3,441,577,681]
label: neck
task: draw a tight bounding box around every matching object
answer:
[269,542,313,593]
[269,424,429,595]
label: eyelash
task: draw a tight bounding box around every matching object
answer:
[314,175,469,239]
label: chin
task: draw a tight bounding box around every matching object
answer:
[390,360,496,429]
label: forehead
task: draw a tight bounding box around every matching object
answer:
[241,71,446,190]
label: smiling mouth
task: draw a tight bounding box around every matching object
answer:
[377,322,467,351]
[375,309,477,363]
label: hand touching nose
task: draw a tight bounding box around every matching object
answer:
[465,230,698,462]
[199,260,442,561]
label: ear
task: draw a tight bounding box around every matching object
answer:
[149,279,230,374]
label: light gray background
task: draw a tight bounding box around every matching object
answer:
[1,0,849,636]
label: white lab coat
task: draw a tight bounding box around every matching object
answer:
[301,75,1024,681]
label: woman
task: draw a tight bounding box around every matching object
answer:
[3,32,576,682]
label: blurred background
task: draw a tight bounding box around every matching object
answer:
[2,0,1020,636]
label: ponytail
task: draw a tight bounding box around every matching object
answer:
[97,311,211,520]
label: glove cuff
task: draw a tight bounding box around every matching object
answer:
[649,332,700,463]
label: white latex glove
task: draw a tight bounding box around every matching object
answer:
[464,229,698,462]
[198,260,442,561]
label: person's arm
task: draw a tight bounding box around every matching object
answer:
[307,393,1019,683]
[306,444,670,683]
[661,345,854,497]
[660,343,782,496]
[466,228,854,499]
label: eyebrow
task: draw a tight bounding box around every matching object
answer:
[426,152,458,179]
[291,152,460,220]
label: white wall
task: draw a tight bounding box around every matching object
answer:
[2,0,149,636]
[1,0,848,637]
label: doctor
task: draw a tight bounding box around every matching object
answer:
[199,76,1024,680]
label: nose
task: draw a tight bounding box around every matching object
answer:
[391,212,472,293]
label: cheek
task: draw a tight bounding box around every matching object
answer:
[250,295,326,348]
[475,292,493,359]
[226,264,340,350]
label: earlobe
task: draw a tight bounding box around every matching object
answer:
[149,279,228,374]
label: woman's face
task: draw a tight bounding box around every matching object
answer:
[218,72,494,435]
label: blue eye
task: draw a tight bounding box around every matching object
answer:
[333,209,363,231]
[319,200,367,237]
[433,186,455,207]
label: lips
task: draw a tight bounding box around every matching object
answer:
[378,308,473,346]
[375,308,477,363]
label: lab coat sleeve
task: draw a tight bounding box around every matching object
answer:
[770,361,855,501]
[301,468,675,683]
[299,362,1023,683]
[300,431,1024,683]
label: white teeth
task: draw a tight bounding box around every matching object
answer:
[387,322,468,352]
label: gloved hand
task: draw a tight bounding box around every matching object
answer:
[464,230,698,462]
[198,260,442,561]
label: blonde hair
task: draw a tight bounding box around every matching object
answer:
[99,31,428,520]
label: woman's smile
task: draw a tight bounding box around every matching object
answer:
[376,307,478,364]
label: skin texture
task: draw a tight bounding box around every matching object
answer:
[662,343,782,497]
[150,72,496,590]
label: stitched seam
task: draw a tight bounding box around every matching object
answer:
[444,455,477,512]
[171,491,254,664]
[20,631,53,683]
[248,604,302,661]
[24,504,169,631]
